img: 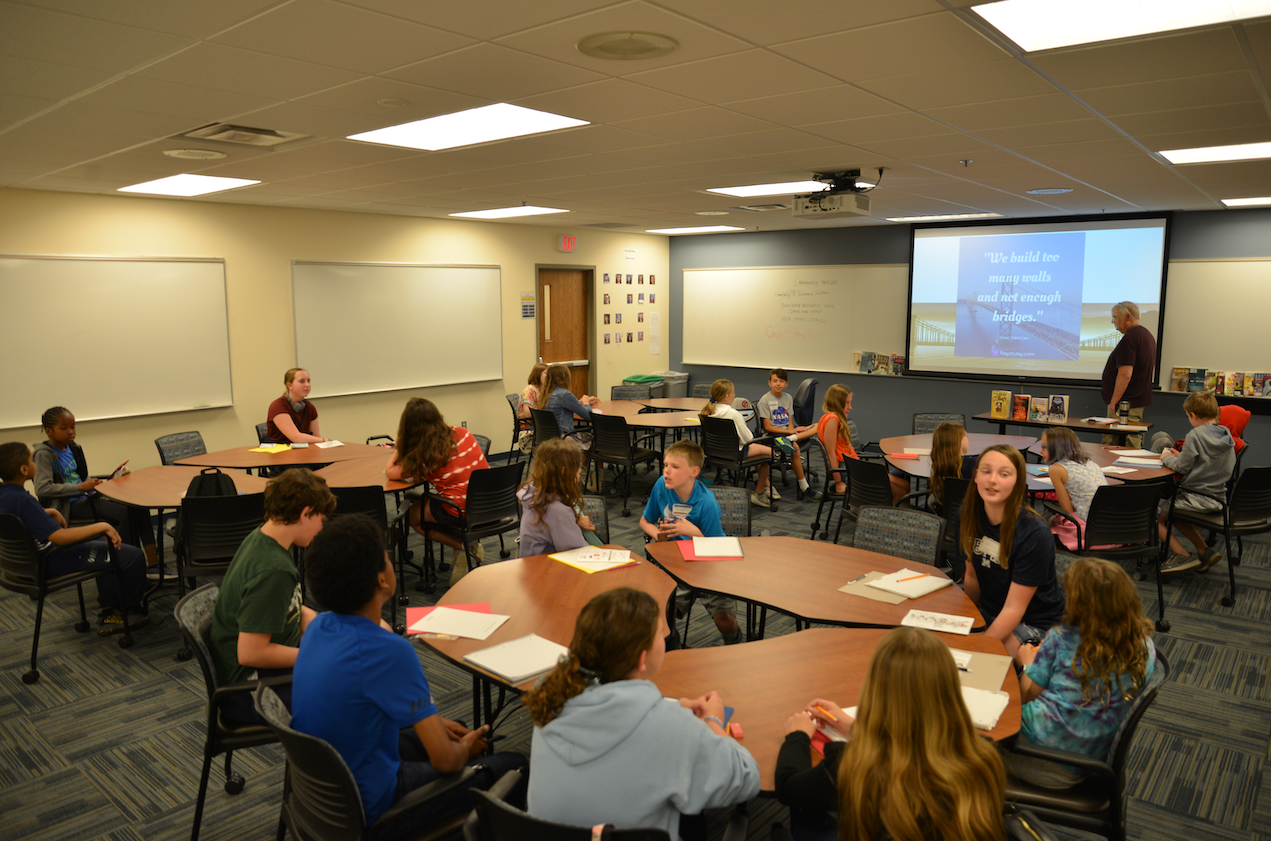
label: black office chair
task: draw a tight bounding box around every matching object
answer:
[421,462,526,592]
[0,514,135,684]
[155,431,207,465]
[505,394,531,463]
[833,458,895,543]
[254,423,271,445]
[935,476,971,579]
[700,416,779,512]
[1044,481,1165,580]
[175,492,266,599]
[528,407,564,454]
[589,413,661,517]
[174,584,277,841]
[791,377,819,427]
[254,683,478,841]
[331,485,408,632]
[1005,652,1170,841]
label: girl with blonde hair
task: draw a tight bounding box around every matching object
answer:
[816,384,857,495]
[524,588,759,839]
[699,378,776,507]
[776,626,1007,841]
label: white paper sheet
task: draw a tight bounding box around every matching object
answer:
[408,606,509,639]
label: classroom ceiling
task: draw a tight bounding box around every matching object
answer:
[3,0,1271,232]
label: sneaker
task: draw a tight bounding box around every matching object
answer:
[467,541,485,566]
[769,486,782,501]
[1160,553,1201,576]
[97,609,155,635]
[774,436,796,456]
[749,491,770,508]
[145,563,170,580]
[723,629,745,645]
[805,487,824,501]
[1196,547,1223,573]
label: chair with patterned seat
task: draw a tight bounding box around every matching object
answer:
[913,412,966,434]
[610,384,652,401]
[690,382,712,399]
[853,505,945,567]
[155,431,207,465]
[580,495,610,544]
[677,487,752,643]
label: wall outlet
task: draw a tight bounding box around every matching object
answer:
[461,420,467,428]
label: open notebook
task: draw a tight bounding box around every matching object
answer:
[463,634,570,684]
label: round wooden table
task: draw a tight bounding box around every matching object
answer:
[1026,440,1175,482]
[174,442,384,471]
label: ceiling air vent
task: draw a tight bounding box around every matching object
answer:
[183,124,307,147]
[736,203,790,212]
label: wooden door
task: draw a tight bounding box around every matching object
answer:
[537,268,591,395]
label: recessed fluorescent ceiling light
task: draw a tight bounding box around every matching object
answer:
[646,225,745,234]
[1222,197,1271,207]
[118,174,259,196]
[886,212,1003,222]
[706,181,828,197]
[1159,141,1271,165]
[349,103,588,151]
[974,0,1271,52]
[450,206,569,219]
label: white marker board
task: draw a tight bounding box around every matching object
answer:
[0,255,232,429]
[292,261,503,397]
[682,265,909,372]
[1160,260,1271,377]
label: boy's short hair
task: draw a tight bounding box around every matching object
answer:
[263,468,337,524]
[0,442,30,481]
[1183,391,1220,421]
[769,368,788,381]
[305,513,386,614]
[665,439,704,470]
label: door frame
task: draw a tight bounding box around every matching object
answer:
[535,263,596,395]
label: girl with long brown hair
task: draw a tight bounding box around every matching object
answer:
[524,588,758,839]
[816,384,856,495]
[960,445,1065,655]
[1004,557,1156,788]
[515,438,598,555]
[699,378,775,507]
[1038,427,1107,551]
[775,627,1007,841]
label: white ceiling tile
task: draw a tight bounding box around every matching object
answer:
[1112,102,1271,139]
[625,50,840,102]
[662,0,943,46]
[10,0,289,39]
[1031,27,1248,90]
[612,106,774,141]
[807,112,957,145]
[0,1,192,72]
[294,78,488,121]
[753,145,877,172]
[513,79,700,124]
[338,0,618,40]
[1074,71,1263,116]
[386,43,606,101]
[723,85,903,125]
[211,0,474,75]
[76,75,281,120]
[860,61,1057,111]
[691,127,842,157]
[855,132,993,160]
[976,119,1123,148]
[229,100,396,139]
[137,43,362,100]
[526,124,668,154]
[0,92,55,126]
[774,12,1009,82]
[0,54,114,100]
[924,94,1096,132]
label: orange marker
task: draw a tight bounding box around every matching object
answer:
[815,704,839,723]
[898,573,930,582]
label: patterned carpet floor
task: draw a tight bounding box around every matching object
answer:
[2,458,1269,841]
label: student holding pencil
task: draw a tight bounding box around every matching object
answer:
[524,588,759,840]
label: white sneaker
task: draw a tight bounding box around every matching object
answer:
[1160,553,1200,575]
[768,486,781,501]
[749,491,770,508]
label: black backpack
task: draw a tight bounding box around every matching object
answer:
[172,468,238,553]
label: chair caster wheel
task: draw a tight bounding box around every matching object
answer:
[499,550,511,559]
[397,594,410,605]
[622,509,631,518]
[177,646,193,661]
[74,620,89,633]
[770,504,778,513]
[118,635,134,649]
[1133,571,1145,581]
[819,532,829,540]
[22,670,38,685]
[224,774,245,795]
[394,622,406,635]
[415,579,432,592]
[1154,619,1170,632]
[1222,596,1235,607]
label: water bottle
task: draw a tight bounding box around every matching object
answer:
[1118,400,1130,423]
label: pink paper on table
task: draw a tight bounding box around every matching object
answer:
[405,603,491,635]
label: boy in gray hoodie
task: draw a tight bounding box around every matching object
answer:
[1157,391,1234,575]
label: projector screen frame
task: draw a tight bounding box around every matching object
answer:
[903,211,1173,390]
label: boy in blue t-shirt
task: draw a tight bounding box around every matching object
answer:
[292,514,525,839]
[0,442,148,632]
[640,440,742,644]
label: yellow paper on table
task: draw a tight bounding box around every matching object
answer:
[550,546,636,574]
[249,443,291,453]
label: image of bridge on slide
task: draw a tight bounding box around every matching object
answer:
[953,274,1081,361]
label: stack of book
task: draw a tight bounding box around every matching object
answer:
[1171,367,1270,396]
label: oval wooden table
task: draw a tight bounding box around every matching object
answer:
[174,441,383,471]
[637,397,705,412]
[653,627,1021,791]
[645,536,984,636]
[1025,440,1175,482]
[880,432,1038,478]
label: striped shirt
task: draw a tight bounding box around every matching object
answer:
[426,427,488,513]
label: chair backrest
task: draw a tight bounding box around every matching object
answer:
[174,583,224,695]
[1228,465,1271,524]
[712,487,751,538]
[255,423,271,445]
[474,433,492,458]
[844,458,893,510]
[590,413,637,462]
[610,384,651,401]
[155,431,207,465]
[1105,650,1169,833]
[732,397,754,423]
[253,684,370,841]
[469,782,671,841]
[700,416,744,467]
[529,408,563,447]
[853,505,945,566]
[331,486,389,531]
[465,462,527,530]
[0,513,40,589]
[690,382,712,399]
[791,378,819,427]
[1082,482,1163,548]
[938,477,971,536]
[913,412,966,435]
[580,496,609,544]
[180,493,267,566]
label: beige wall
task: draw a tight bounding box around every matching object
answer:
[0,187,669,470]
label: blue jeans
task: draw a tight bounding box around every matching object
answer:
[377,729,528,841]
[44,539,146,613]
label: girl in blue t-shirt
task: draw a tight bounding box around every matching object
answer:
[1005,557,1156,788]
[33,406,158,567]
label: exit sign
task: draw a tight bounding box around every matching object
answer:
[557,235,576,252]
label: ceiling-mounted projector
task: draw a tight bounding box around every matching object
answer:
[793,168,879,219]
